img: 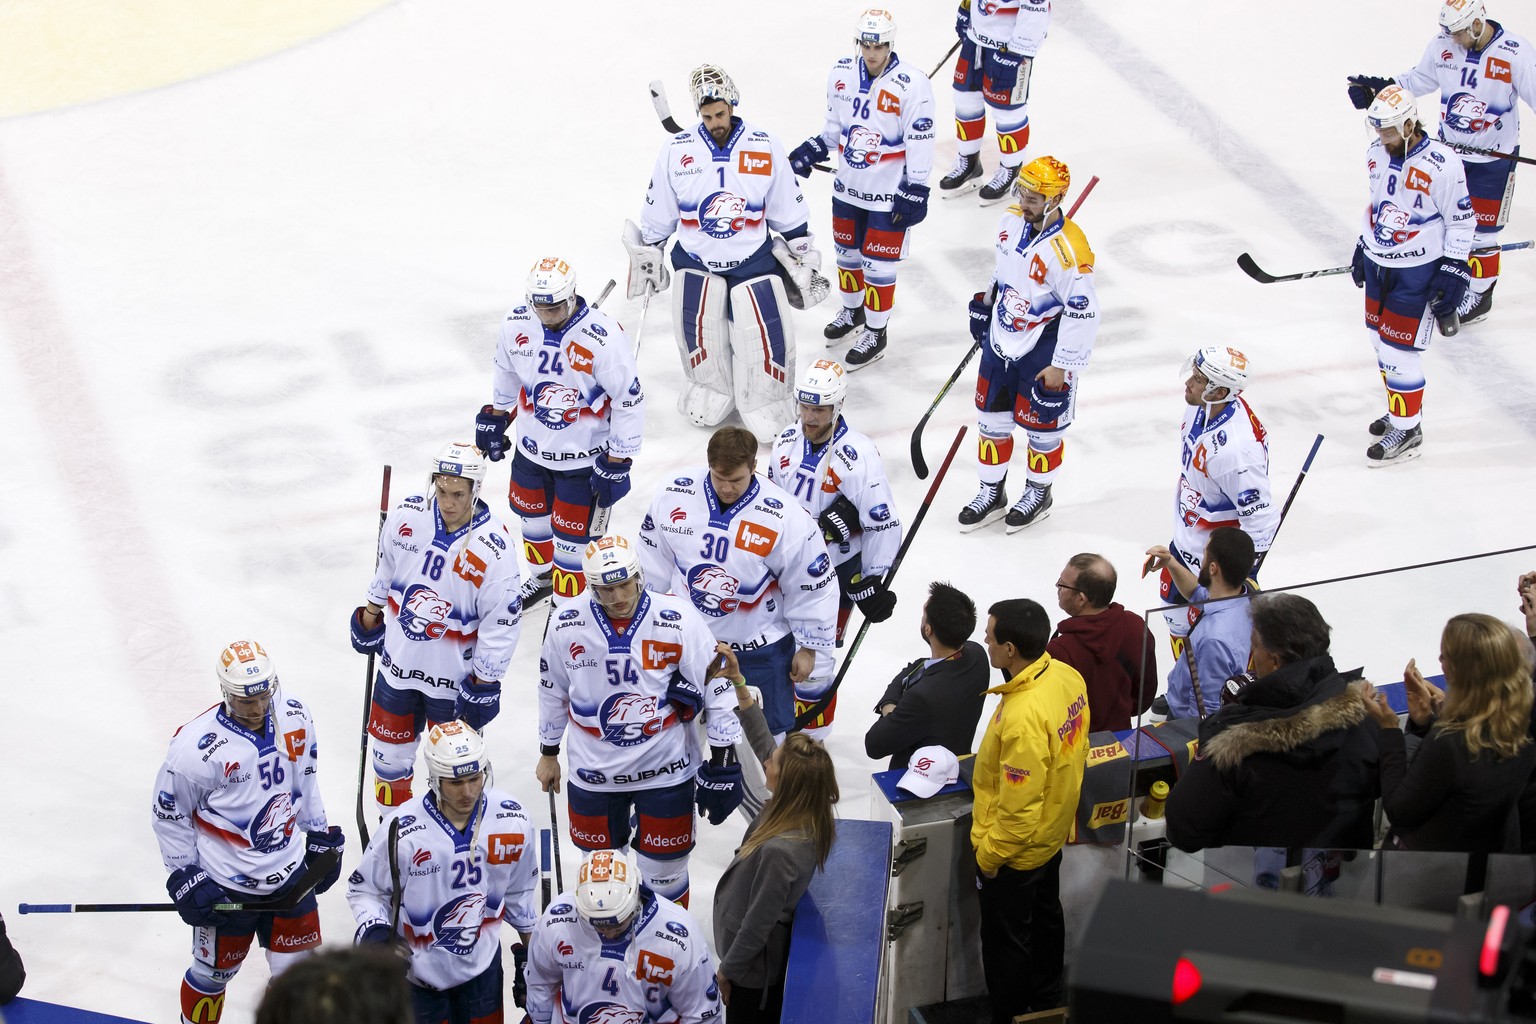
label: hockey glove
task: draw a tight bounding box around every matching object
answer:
[303,825,345,894]
[454,676,502,731]
[475,404,512,462]
[955,0,970,43]
[891,182,930,227]
[1429,256,1471,318]
[818,493,862,545]
[358,923,395,945]
[350,606,385,655]
[665,671,703,724]
[850,572,897,622]
[622,218,670,300]
[985,47,1023,97]
[1029,375,1070,420]
[790,136,830,178]
[1347,74,1394,111]
[967,291,993,342]
[785,232,823,274]
[166,865,230,928]
[511,942,529,1008]
[1350,240,1367,289]
[1220,671,1257,708]
[591,453,633,507]
[696,747,745,825]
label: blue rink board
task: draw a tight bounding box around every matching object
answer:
[0,997,152,1024]
[781,818,893,1024]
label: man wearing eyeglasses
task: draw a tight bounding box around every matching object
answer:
[1045,554,1158,733]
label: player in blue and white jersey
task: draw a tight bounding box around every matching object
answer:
[944,0,1051,203]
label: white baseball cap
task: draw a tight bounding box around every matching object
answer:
[897,746,960,798]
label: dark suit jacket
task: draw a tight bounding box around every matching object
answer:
[864,640,990,770]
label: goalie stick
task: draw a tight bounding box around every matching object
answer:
[20,847,343,915]
[1236,240,1534,284]
[648,80,832,173]
[793,425,967,730]
[911,174,1099,477]
[354,464,393,848]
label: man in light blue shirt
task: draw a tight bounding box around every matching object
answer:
[1145,527,1255,719]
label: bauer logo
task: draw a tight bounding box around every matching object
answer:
[734,521,779,556]
[739,151,772,175]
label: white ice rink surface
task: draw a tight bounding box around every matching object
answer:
[3,1,1534,1019]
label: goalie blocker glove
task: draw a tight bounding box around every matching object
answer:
[818,493,861,546]
[695,746,744,825]
[454,676,501,731]
[475,405,512,462]
[349,606,384,655]
[166,865,230,928]
[790,136,830,178]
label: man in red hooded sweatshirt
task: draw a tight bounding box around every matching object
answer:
[1045,553,1158,732]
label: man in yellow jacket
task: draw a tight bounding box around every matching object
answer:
[971,598,1089,1022]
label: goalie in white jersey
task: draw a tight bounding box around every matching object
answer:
[348,721,538,1023]
[767,359,902,731]
[349,442,523,817]
[791,8,937,369]
[152,640,343,1024]
[625,64,823,441]
[639,426,840,739]
[475,256,646,607]
[525,848,721,1024]
[1347,0,1536,324]
[538,535,743,905]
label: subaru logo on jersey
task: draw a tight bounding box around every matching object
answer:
[1458,195,1474,211]
[249,792,296,853]
[158,791,177,811]
[629,377,642,396]
[560,609,580,621]
[912,117,933,132]
[590,323,607,337]
[521,436,537,454]
[532,381,584,429]
[486,532,506,551]
[675,477,693,487]
[698,190,750,238]
[664,920,690,938]
[808,554,830,578]
[842,445,858,461]
[501,798,519,810]
[763,496,783,509]
[198,733,217,750]
[844,126,884,167]
[686,564,741,616]
[399,584,453,642]
[870,503,891,521]
[1067,295,1090,310]
[598,692,667,746]
[1215,430,1227,447]
[642,514,656,531]
[576,767,608,785]
[1237,488,1261,506]
[431,892,488,956]
[995,285,1037,333]
[659,609,681,621]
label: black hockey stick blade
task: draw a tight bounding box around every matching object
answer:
[21,848,342,915]
[1236,252,1351,284]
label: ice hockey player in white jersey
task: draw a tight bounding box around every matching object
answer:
[152,640,343,1024]
[1347,0,1535,323]
[640,425,839,740]
[348,721,537,1023]
[537,535,743,906]
[1349,86,1474,465]
[944,0,1051,203]
[790,8,937,369]
[349,441,523,817]
[625,64,822,441]
[524,849,721,1024]
[959,155,1098,535]
[474,256,645,608]
[767,358,902,732]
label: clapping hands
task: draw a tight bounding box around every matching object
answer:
[1402,657,1445,728]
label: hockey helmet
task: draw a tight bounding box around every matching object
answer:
[527,256,578,307]
[1015,156,1071,201]
[855,8,897,46]
[689,64,739,111]
[216,639,279,716]
[423,720,492,797]
[575,849,641,928]
[796,359,849,410]
[1440,0,1486,35]
[430,441,488,503]
[1185,345,1250,401]
[1365,85,1419,135]
[582,535,642,589]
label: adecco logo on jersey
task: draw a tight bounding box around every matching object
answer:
[638,949,676,984]
[734,521,779,556]
[641,640,683,671]
[486,832,525,864]
[738,151,772,176]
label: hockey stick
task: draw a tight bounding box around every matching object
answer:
[1237,240,1535,284]
[794,425,967,730]
[386,817,402,936]
[547,789,564,893]
[648,80,832,173]
[1252,433,1323,576]
[929,40,962,80]
[20,848,342,915]
[910,174,1099,477]
[355,464,393,848]
[1443,140,1536,167]
[592,279,615,309]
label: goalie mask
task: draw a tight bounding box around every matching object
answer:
[689,64,739,111]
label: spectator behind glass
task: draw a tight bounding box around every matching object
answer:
[255,946,411,1024]
[1361,613,1536,851]
[1045,553,1158,732]
[714,645,839,1023]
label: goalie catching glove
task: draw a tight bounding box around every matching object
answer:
[622,219,670,300]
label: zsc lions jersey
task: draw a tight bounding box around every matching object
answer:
[988,210,1098,368]
[1171,396,1278,570]
[817,53,936,212]
[966,0,1051,55]
[1396,21,1536,166]
[767,418,901,576]
[1361,135,1474,269]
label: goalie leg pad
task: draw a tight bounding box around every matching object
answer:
[729,275,797,441]
[672,268,735,425]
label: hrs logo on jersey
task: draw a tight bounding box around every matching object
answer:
[734,521,779,556]
[432,892,488,955]
[995,285,1040,333]
[250,792,296,853]
[532,381,585,429]
[599,693,668,746]
[1371,202,1419,246]
[739,150,772,175]
[698,191,750,238]
[686,564,741,616]
[641,640,684,671]
[638,949,676,984]
[400,585,454,641]
[844,126,884,167]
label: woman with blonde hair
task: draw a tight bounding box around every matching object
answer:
[711,645,838,1023]
[1362,613,1536,851]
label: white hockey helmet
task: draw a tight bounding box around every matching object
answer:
[575,848,642,928]
[526,256,578,307]
[1185,345,1251,401]
[423,720,492,797]
[1440,0,1486,35]
[855,8,897,46]
[430,441,487,503]
[796,359,849,412]
[1365,85,1419,135]
[689,64,739,111]
[216,639,279,709]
